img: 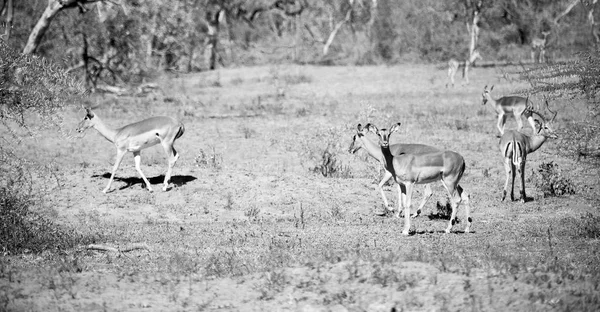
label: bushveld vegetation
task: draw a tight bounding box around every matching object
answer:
[1,0,600,311]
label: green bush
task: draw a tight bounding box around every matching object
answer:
[534,162,576,198]
[1,40,88,254]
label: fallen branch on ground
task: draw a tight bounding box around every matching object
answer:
[87,243,150,253]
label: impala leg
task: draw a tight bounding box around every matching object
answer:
[133,151,153,192]
[441,181,459,234]
[515,114,524,132]
[378,170,393,212]
[457,185,472,233]
[497,114,507,135]
[519,160,526,203]
[501,157,511,201]
[394,183,404,219]
[412,184,433,218]
[400,183,413,235]
[510,162,516,201]
[103,150,126,194]
[162,143,178,192]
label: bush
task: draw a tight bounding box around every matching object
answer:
[0,160,95,254]
[534,162,576,198]
[0,40,88,255]
[521,50,600,164]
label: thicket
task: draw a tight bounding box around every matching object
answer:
[2,0,598,86]
[521,50,600,163]
[0,40,90,254]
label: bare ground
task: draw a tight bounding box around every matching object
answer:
[2,64,599,311]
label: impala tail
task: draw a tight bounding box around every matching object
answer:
[511,140,522,166]
[175,122,185,140]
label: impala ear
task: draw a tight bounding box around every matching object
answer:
[490,85,494,91]
[365,123,378,134]
[84,107,94,118]
[389,122,402,134]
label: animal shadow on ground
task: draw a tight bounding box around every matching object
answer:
[92,173,197,191]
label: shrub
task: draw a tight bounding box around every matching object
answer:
[311,150,353,178]
[534,162,576,197]
[0,40,87,254]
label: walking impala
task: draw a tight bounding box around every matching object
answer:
[367,123,472,235]
[500,102,558,202]
[76,107,185,193]
[446,50,482,88]
[349,124,440,217]
[482,85,537,135]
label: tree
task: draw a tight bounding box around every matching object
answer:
[0,0,14,40]
[23,0,124,55]
[521,50,600,161]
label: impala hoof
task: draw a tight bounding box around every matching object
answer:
[373,206,388,216]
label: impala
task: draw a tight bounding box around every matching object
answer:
[500,102,558,202]
[367,123,472,235]
[349,124,440,217]
[531,31,550,64]
[446,50,482,88]
[481,85,537,135]
[76,107,185,193]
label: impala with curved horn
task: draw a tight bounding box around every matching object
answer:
[349,124,440,217]
[482,85,537,135]
[367,123,472,235]
[76,107,185,193]
[499,101,558,202]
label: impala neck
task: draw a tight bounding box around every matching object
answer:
[358,134,384,161]
[92,115,118,143]
[527,134,548,154]
[379,144,395,172]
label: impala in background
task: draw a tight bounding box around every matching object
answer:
[499,102,558,202]
[482,85,537,135]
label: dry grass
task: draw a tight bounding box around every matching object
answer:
[1,64,599,311]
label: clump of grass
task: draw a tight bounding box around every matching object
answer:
[281,73,312,85]
[534,162,576,197]
[244,204,260,222]
[311,150,353,178]
[231,76,244,85]
[257,269,287,300]
[194,147,223,170]
[239,125,256,139]
[0,175,96,254]
[224,193,234,210]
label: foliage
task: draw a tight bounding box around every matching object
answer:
[0,155,96,254]
[534,161,576,197]
[521,50,600,162]
[0,40,88,254]
[0,40,85,137]
[311,149,353,178]
[4,0,598,79]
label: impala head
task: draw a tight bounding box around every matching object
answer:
[348,124,370,154]
[366,123,401,147]
[532,101,559,138]
[481,85,494,105]
[76,107,96,133]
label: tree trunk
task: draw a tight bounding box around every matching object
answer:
[23,0,64,54]
[3,0,13,39]
[323,8,351,56]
